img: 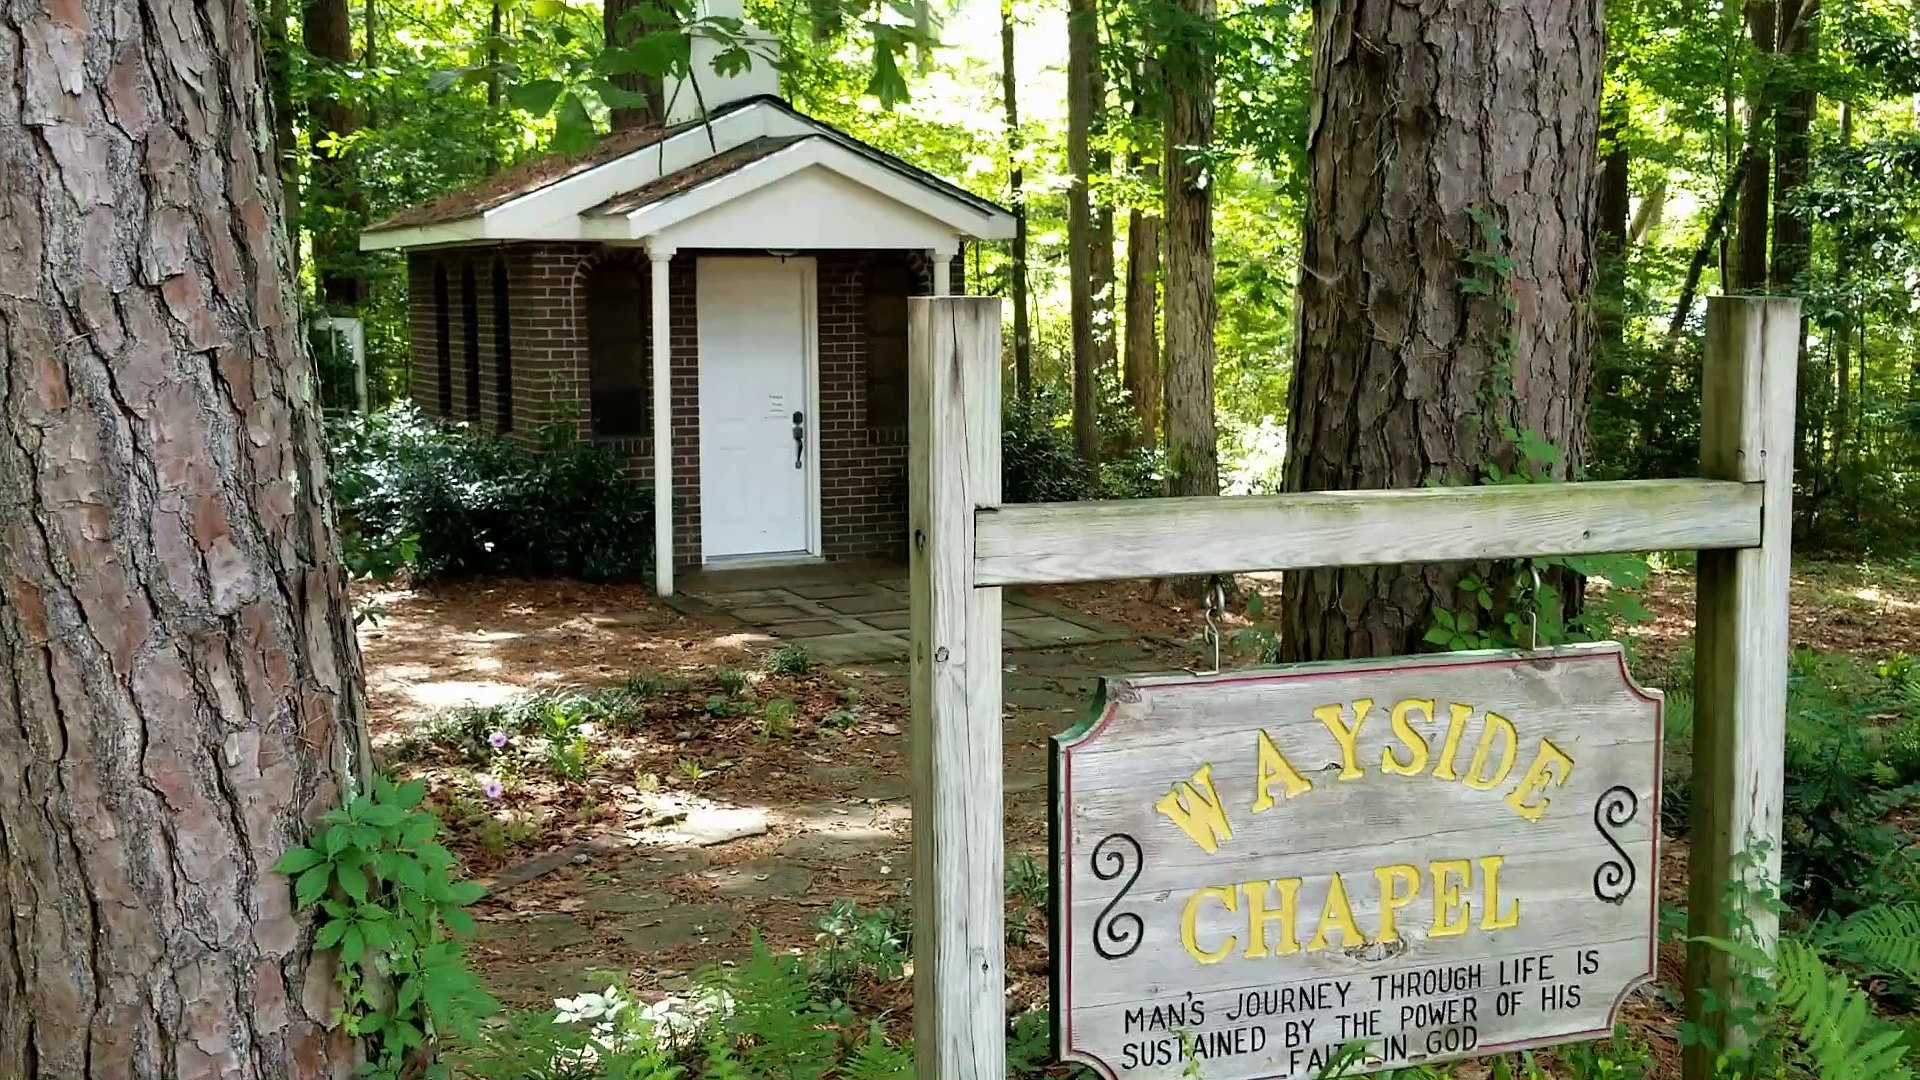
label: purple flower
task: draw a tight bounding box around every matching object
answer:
[482,777,504,801]
[488,730,510,750]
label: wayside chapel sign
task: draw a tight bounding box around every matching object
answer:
[1050,643,1661,1080]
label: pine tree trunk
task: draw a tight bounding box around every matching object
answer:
[305,0,364,310]
[1089,32,1118,385]
[267,0,300,270]
[606,0,665,130]
[1001,0,1032,397]
[1732,0,1776,292]
[1831,100,1854,495]
[0,0,370,1073]
[1595,100,1630,396]
[1067,0,1100,463]
[1160,0,1216,502]
[1281,0,1601,661]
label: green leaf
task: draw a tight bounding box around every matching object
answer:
[337,862,370,903]
[390,779,429,810]
[295,864,332,908]
[362,803,405,830]
[402,814,437,846]
[322,824,352,857]
[1423,627,1454,647]
[507,77,564,116]
[445,880,486,906]
[442,906,477,937]
[271,846,324,876]
[350,824,382,852]
[341,924,367,964]
[314,919,349,950]
[552,93,597,154]
[1433,608,1456,631]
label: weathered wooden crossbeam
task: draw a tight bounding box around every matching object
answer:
[972,477,1764,587]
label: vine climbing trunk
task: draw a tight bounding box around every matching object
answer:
[1280,0,1601,661]
[0,0,371,1073]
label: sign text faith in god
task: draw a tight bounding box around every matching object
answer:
[1050,644,1661,1080]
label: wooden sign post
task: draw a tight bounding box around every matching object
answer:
[907,295,1797,1080]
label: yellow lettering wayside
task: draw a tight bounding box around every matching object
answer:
[1314,698,1375,781]
[1463,710,1519,791]
[1479,855,1521,931]
[1241,878,1303,958]
[1182,885,1239,964]
[1307,873,1366,951]
[1154,764,1235,854]
[1251,730,1313,811]
[1429,859,1472,938]
[1432,703,1475,781]
[1504,737,1577,822]
[1373,863,1422,944]
[1380,699,1435,776]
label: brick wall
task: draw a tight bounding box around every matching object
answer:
[404,245,958,571]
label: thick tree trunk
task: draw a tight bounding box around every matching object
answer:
[1160,0,1216,502]
[1001,0,1031,397]
[1089,36,1118,386]
[1067,0,1099,463]
[305,0,363,310]
[0,0,370,1073]
[605,0,666,130]
[1732,0,1776,292]
[1280,0,1601,661]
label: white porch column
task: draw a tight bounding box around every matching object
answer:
[927,244,957,295]
[650,245,676,596]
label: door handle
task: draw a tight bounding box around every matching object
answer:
[791,410,805,469]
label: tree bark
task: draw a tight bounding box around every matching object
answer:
[1089,34,1118,386]
[1771,0,1817,472]
[605,0,666,131]
[485,0,504,174]
[1595,100,1631,387]
[305,0,363,310]
[1732,0,1776,292]
[1000,0,1031,397]
[266,0,300,272]
[1160,0,1216,503]
[1281,0,1601,661]
[1831,100,1853,492]
[1067,0,1100,463]
[1124,195,1161,442]
[0,0,370,1072]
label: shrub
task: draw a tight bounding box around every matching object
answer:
[328,404,653,580]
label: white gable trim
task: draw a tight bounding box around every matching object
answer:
[591,137,1013,242]
[636,165,964,251]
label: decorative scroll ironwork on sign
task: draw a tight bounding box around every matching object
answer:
[1090,833,1143,960]
[1593,785,1640,904]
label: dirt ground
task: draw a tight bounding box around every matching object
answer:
[356,556,1920,1072]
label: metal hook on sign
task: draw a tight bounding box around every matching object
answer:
[1195,576,1227,676]
[1528,564,1543,652]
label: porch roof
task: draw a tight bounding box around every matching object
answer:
[359,96,1015,253]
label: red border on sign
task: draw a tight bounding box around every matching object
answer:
[1056,646,1664,1080]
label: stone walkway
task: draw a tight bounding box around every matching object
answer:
[667,563,1129,662]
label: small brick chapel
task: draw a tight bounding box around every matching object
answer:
[359,5,1014,594]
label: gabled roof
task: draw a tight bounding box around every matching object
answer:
[361,96,1015,251]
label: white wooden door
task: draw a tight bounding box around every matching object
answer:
[698,257,817,560]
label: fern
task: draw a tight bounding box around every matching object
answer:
[1812,902,1920,988]
[839,1022,912,1080]
[712,932,838,1080]
[1775,938,1915,1080]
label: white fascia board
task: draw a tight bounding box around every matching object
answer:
[622,138,1015,241]
[478,103,774,236]
[359,219,487,251]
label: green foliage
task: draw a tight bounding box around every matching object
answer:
[413,686,649,762]
[714,668,752,696]
[811,899,910,995]
[328,404,654,581]
[764,642,813,675]
[271,777,497,1079]
[758,698,797,740]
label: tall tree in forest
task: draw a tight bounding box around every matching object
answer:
[1160,0,1217,502]
[1595,96,1631,397]
[1772,0,1817,469]
[0,0,370,1071]
[306,0,365,308]
[1089,50,1118,383]
[1067,0,1101,462]
[1123,61,1161,441]
[1001,0,1032,397]
[1280,0,1602,660]
[606,0,667,129]
[1733,0,1776,291]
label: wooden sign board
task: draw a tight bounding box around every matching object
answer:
[1050,644,1661,1080]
